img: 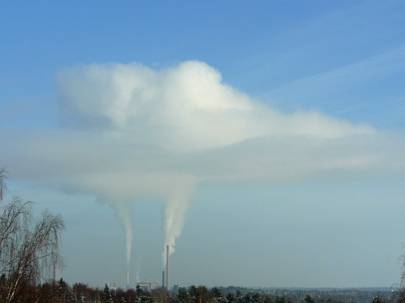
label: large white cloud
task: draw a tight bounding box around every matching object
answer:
[1,60,404,284]
[59,61,374,151]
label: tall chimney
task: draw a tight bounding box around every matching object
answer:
[165,245,169,290]
[162,270,165,289]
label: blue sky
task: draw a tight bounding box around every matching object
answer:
[1,0,405,288]
[2,0,404,130]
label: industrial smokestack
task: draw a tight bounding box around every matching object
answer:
[162,270,165,289]
[166,245,169,290]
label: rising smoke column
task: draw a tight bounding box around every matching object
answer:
[163,177,196,257]
[115,203,133,286]
[71,171,198,283]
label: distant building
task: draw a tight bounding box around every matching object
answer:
[136,281,153,292]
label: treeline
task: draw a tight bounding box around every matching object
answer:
[1,281,404,303]
[1,279,136,303]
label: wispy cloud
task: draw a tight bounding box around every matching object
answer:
[262,44,405,128]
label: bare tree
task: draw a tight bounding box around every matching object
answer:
[0,168,6,201]
[0,171,64,303]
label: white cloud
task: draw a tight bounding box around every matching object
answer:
[59,61,374,152]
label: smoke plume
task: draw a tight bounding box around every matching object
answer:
[1,61,404,283]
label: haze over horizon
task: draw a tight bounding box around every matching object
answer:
[1,0,405,289]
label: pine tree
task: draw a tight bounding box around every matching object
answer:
[103,284,113,303]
